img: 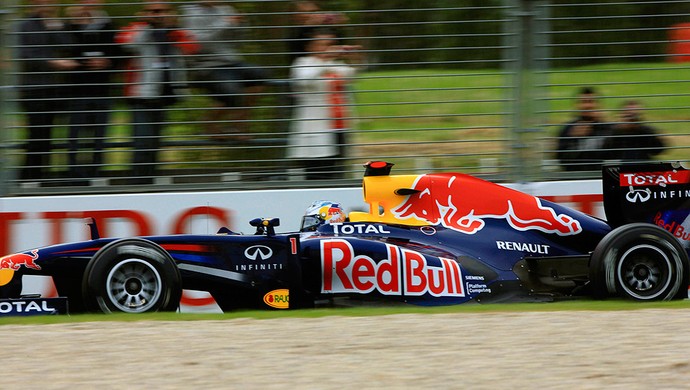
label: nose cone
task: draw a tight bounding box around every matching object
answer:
[0,269,14,286]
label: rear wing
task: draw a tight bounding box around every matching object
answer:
[602,162,690,237]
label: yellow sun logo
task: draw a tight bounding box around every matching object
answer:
[0,269,14,286]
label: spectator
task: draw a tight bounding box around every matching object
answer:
[180,1,268,140]
[65,0,117,181]
[116,1,198,184]
[287,0,348,61]
[287,28,362,180]
[15,0,79,181]
[602,100,666,162]
[556,87,612,172]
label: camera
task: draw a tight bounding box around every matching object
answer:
[623,112,640,122]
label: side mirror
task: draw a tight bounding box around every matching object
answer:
[249,218,280,236]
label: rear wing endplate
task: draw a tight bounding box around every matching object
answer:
[602,162,690,233]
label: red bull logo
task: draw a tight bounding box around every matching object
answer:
[322,206,346,224]
[0,249,41,271]
[321,239,464,297]
[392,174,582,236]
[654,212,690,243]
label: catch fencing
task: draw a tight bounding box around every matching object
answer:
[1,0,689,196]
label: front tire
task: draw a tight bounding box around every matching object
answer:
[82,239,181,313]
[589,223,689,301]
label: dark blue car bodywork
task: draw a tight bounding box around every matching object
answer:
[1,162,688,314]
[299,201,612,307]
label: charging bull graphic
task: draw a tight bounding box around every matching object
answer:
[0,249,41,271]
[392,174,582,236]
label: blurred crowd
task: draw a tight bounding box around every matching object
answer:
[556,86,665,172]
[12,0,364,184]
[9,0,667,186]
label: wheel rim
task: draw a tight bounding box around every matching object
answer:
[617,244,672,300]
[106,258,163,313]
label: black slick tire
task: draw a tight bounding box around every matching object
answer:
[82,238,181,313]
[589,223,689,301]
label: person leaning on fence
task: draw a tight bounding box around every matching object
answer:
[601,100,666,162]
[180,1,268,141]
[287,28,362,180]
[115,2,199,184]
[556,87,612,172]
[15,0,80,182]
[64,0,118,181]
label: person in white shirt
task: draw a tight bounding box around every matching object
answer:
[288,28,362,180]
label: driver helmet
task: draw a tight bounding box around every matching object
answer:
[300,200,346,232]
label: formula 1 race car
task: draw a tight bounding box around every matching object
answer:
[1,161,689,314]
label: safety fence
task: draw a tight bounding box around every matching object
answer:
[1,0,690,196]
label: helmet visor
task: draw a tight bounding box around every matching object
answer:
[300,215,323,232]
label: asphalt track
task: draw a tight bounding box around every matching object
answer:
[2,309,690,389]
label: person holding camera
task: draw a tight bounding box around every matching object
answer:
[287,1,349,61]
[602,100,666,162]
[287,28,363,180]
[116,2,198,183]
[556,87,613,172]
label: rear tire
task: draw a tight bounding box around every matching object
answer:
[82,239,181,313]
[589,223,689,301]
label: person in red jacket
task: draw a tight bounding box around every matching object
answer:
[116,2,198,184]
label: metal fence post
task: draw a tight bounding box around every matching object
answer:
[504,0,551,182]
[0,7,12,196]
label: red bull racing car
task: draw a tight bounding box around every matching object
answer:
[1,161,689,315]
